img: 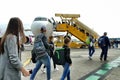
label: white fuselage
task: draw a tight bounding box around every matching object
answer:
[31,17,53,39]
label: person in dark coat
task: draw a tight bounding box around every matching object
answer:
[100,32,110,61]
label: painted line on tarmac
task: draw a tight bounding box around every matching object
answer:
[23,58,31,67]
[79,57,120,80]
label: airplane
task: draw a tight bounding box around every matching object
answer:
[31,17,56,39]
[30,16,84,45]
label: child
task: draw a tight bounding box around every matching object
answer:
[61,37,72,80]
[48,36,59,71]
[42,36,59,73]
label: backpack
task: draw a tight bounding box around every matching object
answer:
[86,37,90,45]
[98,36,106,47]
[31,34,46,63]
[53,48,66,65]
[31,49,37,63]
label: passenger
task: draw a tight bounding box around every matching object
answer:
[30,26,52,80]
[99,32,110,61]
[88,35,95,60]
[114,40,118,48]
[61,37,72,80]
[48,36,59,71]
[64,35,71,40]
[0,17,30,80]
[42,36,59,73]
[110,40,114,48]
[29,35,33,45]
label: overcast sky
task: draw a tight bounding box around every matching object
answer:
[0,0,120,38]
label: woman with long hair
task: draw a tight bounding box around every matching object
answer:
[0,17,30,80]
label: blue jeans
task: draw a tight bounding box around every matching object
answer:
[30,55,51,80]
[89,46,95,57]
[61,63,70,80]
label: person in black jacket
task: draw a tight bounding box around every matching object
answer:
[100,32,110,61]
[42,36,59,73]
[49,36,59,71]
[61,37,72,80]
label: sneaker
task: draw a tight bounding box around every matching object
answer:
[100,58,102,61]
[104,60,109,62]
[41,68,46,73]
[54,67,59,71]
[50,79,53,80]
[89,56,92,60]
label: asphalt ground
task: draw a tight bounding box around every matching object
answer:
[21,45,120,80]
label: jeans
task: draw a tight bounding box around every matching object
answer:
[43,56,56,69]
[100,46,108,61]
[30,54,51,80]
[89,46,95,57]
[61,63,70,80]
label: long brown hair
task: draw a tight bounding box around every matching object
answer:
[0,17,26,54]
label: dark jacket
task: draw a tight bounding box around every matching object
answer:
[105,36,110,47]
[41,33,51,50]
[63,45,72,64]
[102,36,110,47]
[49,41,54,57]
[41,34,52,55]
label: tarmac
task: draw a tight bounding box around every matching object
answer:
[21,45,120,80]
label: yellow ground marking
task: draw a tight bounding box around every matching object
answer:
[23,58,31,67]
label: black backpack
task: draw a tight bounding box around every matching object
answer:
[98,36,106,47]
[53,48,66,65]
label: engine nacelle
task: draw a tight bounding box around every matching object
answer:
[25,36,30,44]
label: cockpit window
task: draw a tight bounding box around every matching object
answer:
[34,17,53,24]
[34,17,47,21]
[48,19,52,23]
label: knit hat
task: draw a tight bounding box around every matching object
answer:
[41,26,46,31]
